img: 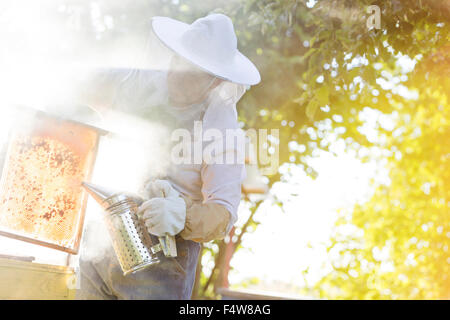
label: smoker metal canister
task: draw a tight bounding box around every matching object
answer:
[82,183,160,276]
[105,196,160,275]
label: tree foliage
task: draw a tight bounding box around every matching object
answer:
[218,0,449,299]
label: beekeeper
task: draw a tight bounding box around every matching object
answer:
[76,13,260,299]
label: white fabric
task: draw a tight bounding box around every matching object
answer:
[151,14,261,86]
[138,180,186,236]
[144,179,179,199]
[106,68,169,115]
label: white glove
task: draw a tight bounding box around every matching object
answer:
[144,179,178,199]
[138,180,186,237]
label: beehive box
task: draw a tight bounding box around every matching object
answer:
[0,111,102,253]
[0,257,76,300]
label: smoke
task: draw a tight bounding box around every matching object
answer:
[92,110,173,194]
[79,216,112,264]
[0,89,173,270]
[76,108,173,265]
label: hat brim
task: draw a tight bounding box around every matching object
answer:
[151,16,261,86]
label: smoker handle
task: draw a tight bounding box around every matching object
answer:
[158,235,177,257]
[131,195,177,257]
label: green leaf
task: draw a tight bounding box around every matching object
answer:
[316,86,330,106]
[306,99,319,121]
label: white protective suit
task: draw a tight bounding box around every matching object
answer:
[80,28,248,241]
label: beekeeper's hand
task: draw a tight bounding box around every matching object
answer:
[143,179,178,199]
[138,180,186,236]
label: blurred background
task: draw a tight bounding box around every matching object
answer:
[0,0,449,299]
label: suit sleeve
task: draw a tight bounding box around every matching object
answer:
[180,100,245,242]
[76,68,167,115]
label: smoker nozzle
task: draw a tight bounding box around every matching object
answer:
[82,181,144,209]
[81,181,117,208]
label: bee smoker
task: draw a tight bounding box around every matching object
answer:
[81,182,177,276]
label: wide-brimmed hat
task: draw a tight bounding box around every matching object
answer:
[151,13,261,86]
